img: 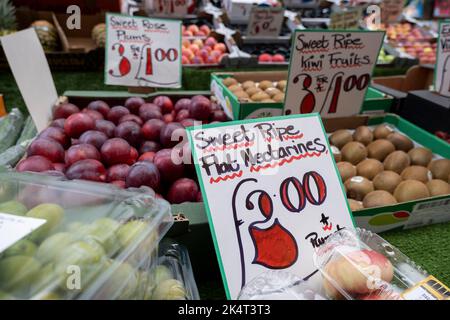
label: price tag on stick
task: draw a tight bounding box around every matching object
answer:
[434,21,450,98]
[380,0,405,24]
[187,114,355,299]
[246,6,285,38]
[283,30,385,118]
[105,13,182,88]
[329,9,362,30]
[152,0,191,17]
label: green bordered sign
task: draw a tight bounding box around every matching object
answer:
[105,13,182,88]
[283,30,385,118]
[187,113,355,299]
[434,20,450,98]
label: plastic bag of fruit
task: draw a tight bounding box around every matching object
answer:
[313,228,450,300]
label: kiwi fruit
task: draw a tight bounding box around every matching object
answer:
[367,139,395,161]
[428,159,450,181]
[373,171,402,194]
[331,146,342,162]
[383,150,411,174]
[261,99,275,102]
[251,92,271,101]
[426,179,450,197]
[401,166,431,183]
[228,84,242,92]
[373,124,394,139]
[353,126,374,145]
[356,159,384,180]
[386,132,414,152]
[394,180,430,202]
[363,190,397,208]
[242,81,256,90]
[265,87,281,97]
[258,80,273,90]
[348,199,364,211]
[276,80,287,91]
[329,129,353,149]
[344,176,374,201]
[234,91,250,99]
[246,87,262,96]
[272,93,285,102]
[341,141,367,165]
[337,162,357,182]
[407,147,433,167]
[223,77,238,87]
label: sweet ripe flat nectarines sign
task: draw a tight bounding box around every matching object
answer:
[105,13,182,88]
[187,114,355,299]
[435,21,450,98]
[283,30,384,118]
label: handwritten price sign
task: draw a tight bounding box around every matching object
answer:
[153,0,192,17]
[105,13,181,88]
[329,9,362,30]
[284,30,384,118]
[187,114,355,299]
[380,0,405,24]
[435,21,450,97]
[247,6,285,37]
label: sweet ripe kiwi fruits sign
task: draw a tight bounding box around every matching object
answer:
[435,21,450,98]
[187,114,355,299]
[105,13,182,88]
[284,30,385,118]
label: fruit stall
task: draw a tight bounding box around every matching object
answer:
[0,0,449,304]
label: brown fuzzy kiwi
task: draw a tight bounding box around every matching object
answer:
[251,92,271,101]
[383,150,411,174]
[428,159,450,181]
[394,180,430,202]
[367,139,396,161]
[331,146,342,163]
[228,84,242,92]
[234,91,250,99]
[400,166,431,183]
[426,179,450,196]
[407,147,433,167]
[272,93,285,102]
[329,129,353,149]
[348,199,364,211]
[337,162,357,182]
[276,80,287,91]
[344,176,374,201]
[258,80,273,90]
[363,190,397,208]
[341,141,367,165]
[242,80,256,90]
[265,87,281,97]
[373,171,402,194]
[373,124,395,139]
[356,159,384,180]
[261,99,275,102]
[223,77,238,87]
[246,86,262,96]
[353,126,374,145]
[386,132,414,152]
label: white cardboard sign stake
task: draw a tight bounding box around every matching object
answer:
[435,21,450,98]
[246,6,285,38]
[283,30,385,118]
[187,114,355,299]
[105,13,182,88]
[0,29,58,132]
[0,213,46,253]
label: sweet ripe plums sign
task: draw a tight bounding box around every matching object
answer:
[187,113,355,299]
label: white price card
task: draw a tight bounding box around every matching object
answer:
[187,113,355,299]
[329,9,362,30]
[0,213,46,253]
[380,0,405,24]
[105,13,182,88]
[151,0,192,17]
[435,21,450,98]
[283,30,384,118]
[247,6,285,38]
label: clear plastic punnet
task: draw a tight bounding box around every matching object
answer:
[147,240,200,300]
[313,228,433,300]
[0,171,173,300]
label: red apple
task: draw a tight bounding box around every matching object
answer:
[101,138,132,166]
[53,103,80,119]
[27,138,65,163]
[167,178,199,204]
[16,156,55,173]
[64,113,96,138]
[114,121,142,147]
[125,161,160,190]
[153,96,174,114]
[141,119,165,141]
[38,127,70,149]
[95,119,116,138]
[66,159,106,182]
[124,97,145,114]
[65,143,101,166]
[87,100,110,117]
[79,130,108,149]
[106,164,130,182]
[107,106,130,124]
[153,148,184,183]
[140,141,161,154]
